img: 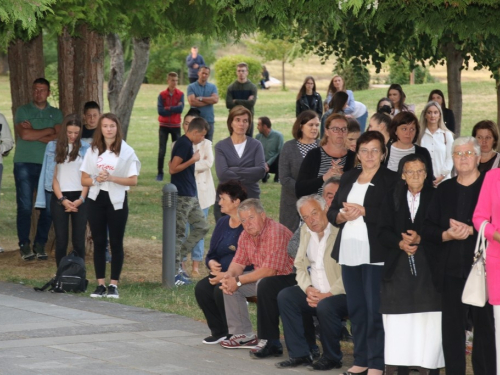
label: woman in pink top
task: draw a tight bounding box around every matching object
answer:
[473,167,500,374]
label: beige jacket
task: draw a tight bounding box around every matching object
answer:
[194,139,216,210]
[294,223,345,296]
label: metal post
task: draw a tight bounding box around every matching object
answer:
[162,183,178,288]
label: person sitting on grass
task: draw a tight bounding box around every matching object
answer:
[169,117,210,286]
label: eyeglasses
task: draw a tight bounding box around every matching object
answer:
[359,148,381,156]
[452,150,477,158]
[328,127,347,133]
[404,169,426,177]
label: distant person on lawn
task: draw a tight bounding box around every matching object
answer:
[156,72,184,181]
[14,77,62,261]
[186,46,206,84]
[169,117,210,286]
[226,62,258,137]
[187,66,219,142]
[256,116,283,183]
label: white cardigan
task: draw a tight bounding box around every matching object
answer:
[194,139,216,210]
[420,128,454,181]
[81,140,141,210]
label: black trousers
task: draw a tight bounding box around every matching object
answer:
[195,276,227,337]
[278,285,348,361]
[50,191,87,267]
[157,126,181,175]
[267,154,280,181]
[441,275,496,375]
[88,191,128,281]
[256,274,316,346]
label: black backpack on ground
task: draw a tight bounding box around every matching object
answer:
[34,251,88,293]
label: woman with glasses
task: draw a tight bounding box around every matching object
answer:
[327,131,398,375]
[418,101,454,187]
[296,113,355,198]
[296,76,323,118]
[384,112,434,186]
[379,154,443,375]
[471,120,500,172]
[422,137,496,375]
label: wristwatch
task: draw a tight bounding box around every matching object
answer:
[57,196,67,205]
[236,276,242,287]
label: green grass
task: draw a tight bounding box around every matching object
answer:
[0,73,498,337]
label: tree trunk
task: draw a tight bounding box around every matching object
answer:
[107,34,150,140]
[73,24,104,116]
[58,27,75,116]
[443,42,463,135]
[0,52,9,75]
[281,58,285,90]
[7,33,44,118]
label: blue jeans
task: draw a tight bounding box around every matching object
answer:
[356,111,368,133]
[184,207,209,262]
[14,162,52,246]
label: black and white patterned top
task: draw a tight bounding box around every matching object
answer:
[317,147,347,195]
[297,140,318,158]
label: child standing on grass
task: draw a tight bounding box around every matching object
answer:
[169,117,210,285]
[81,113,140,299]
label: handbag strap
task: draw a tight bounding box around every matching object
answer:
[474,220,488,260]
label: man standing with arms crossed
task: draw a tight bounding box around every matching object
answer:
[187,66,218,142]
[14,78,62,260]
[226,62,258,137]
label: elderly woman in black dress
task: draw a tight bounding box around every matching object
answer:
[378,154,443,375]
[422,137,496,375]
[328,131,398,375]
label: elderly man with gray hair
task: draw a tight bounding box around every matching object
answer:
[219,198,293,349]
[276,194,347,371]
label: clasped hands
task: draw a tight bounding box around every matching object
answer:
[340,202,365,221]
[61,198,83,213]
[446,218,473,241]
[305,286,331,308]
[399,230,420,254]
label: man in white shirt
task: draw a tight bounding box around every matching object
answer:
[275,194,347,371]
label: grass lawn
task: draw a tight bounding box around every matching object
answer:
[0,66,494,372]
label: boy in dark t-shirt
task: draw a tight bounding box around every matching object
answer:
[81,101,101,143]
[169,117,210,285]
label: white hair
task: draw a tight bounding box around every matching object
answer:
[237,198,264,217]
[452,136,480,156]
[296,194,326,217]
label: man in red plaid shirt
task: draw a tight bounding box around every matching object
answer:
[219,198,293,349]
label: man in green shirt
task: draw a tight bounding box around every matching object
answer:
[256,116,283,183]
[14,78,62,260]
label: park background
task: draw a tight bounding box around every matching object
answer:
[0,37,493,373]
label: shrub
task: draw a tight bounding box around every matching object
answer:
[213,55,262,99]
[333,59,370,91]
[388,56,436,85]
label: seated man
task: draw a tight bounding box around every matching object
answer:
[256,116,283,183]
[276,194,347,371]
[219,198,293,348]
[250,177,341,359]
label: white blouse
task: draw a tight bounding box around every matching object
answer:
[420,128,454,181]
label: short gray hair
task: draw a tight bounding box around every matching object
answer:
[453,136,480,156]
[322,176,341,191]
[296,194,326,218]
[237,198,265,217]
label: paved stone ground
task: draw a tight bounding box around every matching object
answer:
[0,281,350,375]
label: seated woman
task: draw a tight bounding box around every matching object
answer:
[194,180,250,344]
[384,112,434,186]
[296,113,355,198]
[472,120,500,172]
[296,76,323,118]
[379,154,443,375]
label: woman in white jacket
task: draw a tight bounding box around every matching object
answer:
[81,113,141,299]
[182,109,215,276]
